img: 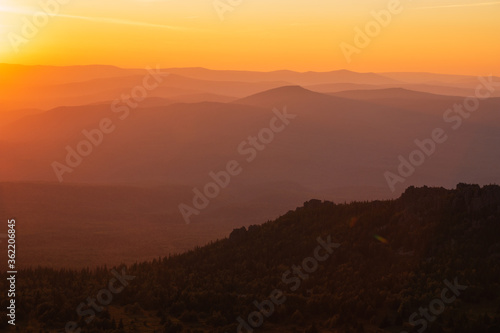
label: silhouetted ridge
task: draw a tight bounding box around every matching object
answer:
[7,185,500,332]
[240,85,321,99]
[333,87,455,100]
[235,85,339,107]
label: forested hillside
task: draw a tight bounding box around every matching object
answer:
[1,184,500,332]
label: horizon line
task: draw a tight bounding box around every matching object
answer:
[0,63,498,78]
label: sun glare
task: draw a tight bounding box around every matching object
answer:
[0,3,17,14]
[0,23,10,55]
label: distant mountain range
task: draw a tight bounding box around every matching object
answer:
[1,73,499,191]
[1,64,500,269]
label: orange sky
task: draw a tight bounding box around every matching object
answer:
[0,0,499,75]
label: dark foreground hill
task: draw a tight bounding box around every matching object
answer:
[1,184,500,332]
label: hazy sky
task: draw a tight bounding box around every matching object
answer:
[0,0,499,74]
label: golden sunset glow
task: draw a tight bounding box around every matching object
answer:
[0,0,499,74]
[2,1,500,331]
